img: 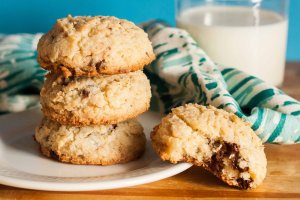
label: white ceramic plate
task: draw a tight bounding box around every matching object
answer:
[0,108,192,191]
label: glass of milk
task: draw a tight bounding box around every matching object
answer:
[176,0,289,86]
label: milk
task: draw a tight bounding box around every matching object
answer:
[177,6,288,86]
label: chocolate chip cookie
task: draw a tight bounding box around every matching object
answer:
[151,104,267,189]
[37,15,155,77]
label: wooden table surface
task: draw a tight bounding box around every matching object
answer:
[1,63,300,199]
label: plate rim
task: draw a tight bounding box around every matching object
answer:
[0,162,192,191]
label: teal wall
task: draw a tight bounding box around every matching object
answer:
[0,0,299,60]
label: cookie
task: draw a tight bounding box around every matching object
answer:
[37,15,155,77]
[151,104,267,189]
[35,117,146,165]
[40,70,151,126]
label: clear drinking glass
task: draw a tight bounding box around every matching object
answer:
[176,0,289,86]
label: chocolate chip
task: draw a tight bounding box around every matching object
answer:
[213,141,221,148]
[50,150,59,160]
[208,142,249,174]
[62,80,68,86]
[206,141,253,189]
[226,144,240,170]
[237,178,252,189]
[62,76,75,86]
[209,154,224,173]
[95,61,104,70]
[107,124,118,133]
[243,167,249,172]
[81,89,90,98]
[231,143,239,153]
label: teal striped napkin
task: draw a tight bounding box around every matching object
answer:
[142,21,300,144]
[0,34,46,113]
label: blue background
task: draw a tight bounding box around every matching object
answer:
[0,0,299,60]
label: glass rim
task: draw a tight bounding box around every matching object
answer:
[176,0,290,16]
[185,0,289,1]
[176,0,290,3]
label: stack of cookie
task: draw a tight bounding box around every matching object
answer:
[34,16,155,165]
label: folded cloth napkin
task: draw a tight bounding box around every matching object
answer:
[1,22,300,144]
[0,33,46,113]
[142,21,300,144]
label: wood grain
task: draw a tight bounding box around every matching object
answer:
[0,63,300,199]
[282,62,300,100]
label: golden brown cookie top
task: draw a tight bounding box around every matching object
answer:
[40,71,151,126]
[37,15,155,77]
